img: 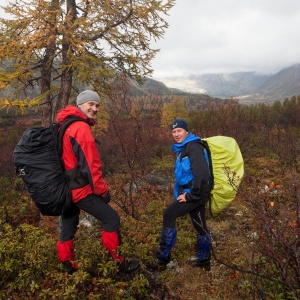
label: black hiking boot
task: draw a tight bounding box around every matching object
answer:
[186,257,211,271]
[62,261,78,274]
[119,259,140,273]
[144,253,171,271]
[187,233,212,271]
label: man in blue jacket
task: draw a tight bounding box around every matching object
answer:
[155,119,212,270]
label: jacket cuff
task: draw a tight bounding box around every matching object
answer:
[102,191,109,197]
[185,193,192,202]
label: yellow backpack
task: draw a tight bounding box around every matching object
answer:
[201,136,244,215]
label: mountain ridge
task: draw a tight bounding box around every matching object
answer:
[149,63,300,104]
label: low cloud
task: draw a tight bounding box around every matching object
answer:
[152,0,300,78]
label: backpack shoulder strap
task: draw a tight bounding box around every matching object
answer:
[189,139,211,162]
[182,140,207,158]
[185,139,214,189]
[182,139,216,215]
[57,116,87,156]
[57,116,102,155]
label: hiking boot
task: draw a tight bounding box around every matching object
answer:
[144,254,171,271]
[156,253,171,266]
[62,261,78,274]
[190,233,212,271]
[186,257,211,271]
[119,259,140,273]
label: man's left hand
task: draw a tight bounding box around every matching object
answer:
[177,192,187,202]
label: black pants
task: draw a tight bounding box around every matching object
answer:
[163,200,209,235]
[60,194,120,242]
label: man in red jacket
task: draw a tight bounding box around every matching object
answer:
[56,90,139,274]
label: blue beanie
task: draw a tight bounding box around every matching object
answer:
[171,119,189,132]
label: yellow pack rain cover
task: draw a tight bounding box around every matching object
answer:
[202,136,244,214]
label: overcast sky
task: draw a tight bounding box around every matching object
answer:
[151,0,300,79]
[1,0,300,80]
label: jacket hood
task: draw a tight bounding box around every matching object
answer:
[171,132,201,153]
[56,105,96,126]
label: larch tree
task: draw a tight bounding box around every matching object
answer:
[161,96,189,128]
[0,0,175,125]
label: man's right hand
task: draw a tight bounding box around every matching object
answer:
[102,192,111,203]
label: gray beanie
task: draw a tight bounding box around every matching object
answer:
[76,90,100,105]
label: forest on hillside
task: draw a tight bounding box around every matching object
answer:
[0,94,300,299]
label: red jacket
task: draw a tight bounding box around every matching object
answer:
[56,105,109,203]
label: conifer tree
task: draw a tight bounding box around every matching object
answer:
[0,0,175,124]
[161,96,189,128]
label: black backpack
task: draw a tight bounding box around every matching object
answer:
[14,116,89,216]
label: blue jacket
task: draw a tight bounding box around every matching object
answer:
[172,133,210,203]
